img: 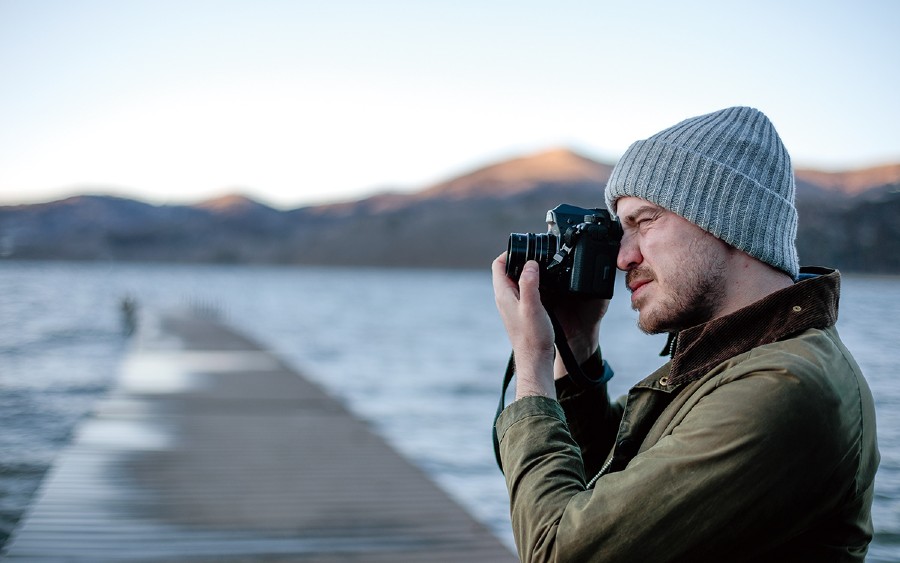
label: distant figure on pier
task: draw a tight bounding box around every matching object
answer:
[120,296,138,336]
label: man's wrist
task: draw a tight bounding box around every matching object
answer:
[554,347,606,383]
[514,355,556,400]
[554,338,599,379]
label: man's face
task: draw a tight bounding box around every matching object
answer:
[615,196,733,334]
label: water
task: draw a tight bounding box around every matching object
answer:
[0,261,897,560]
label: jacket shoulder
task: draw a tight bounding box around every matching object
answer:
[717,326,859,390]
[705,326,877,493]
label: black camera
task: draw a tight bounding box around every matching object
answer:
[506,204,623,299]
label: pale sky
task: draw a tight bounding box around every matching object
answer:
[1,0,898,209]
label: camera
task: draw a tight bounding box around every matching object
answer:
[506,204,622,299]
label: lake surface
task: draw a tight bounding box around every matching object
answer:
[1,261,898,560]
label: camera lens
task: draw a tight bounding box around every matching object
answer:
[506,232,559,280]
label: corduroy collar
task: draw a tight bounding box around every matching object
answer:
[664,267,841,387]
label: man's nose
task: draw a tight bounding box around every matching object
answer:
[617,235,642,271]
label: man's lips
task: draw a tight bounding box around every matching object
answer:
[626,270,654,294]
[629,279,651,293]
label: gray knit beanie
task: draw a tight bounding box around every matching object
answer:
[604,106,799,280]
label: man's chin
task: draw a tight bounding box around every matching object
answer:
[638,319,667,335]
[636,308,673,335]
[636,312,659,335]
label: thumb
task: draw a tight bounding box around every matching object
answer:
[518,261,543,308]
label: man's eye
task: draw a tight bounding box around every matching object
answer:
[636,212,661,229]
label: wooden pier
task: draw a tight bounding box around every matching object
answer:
[3,312,515,562]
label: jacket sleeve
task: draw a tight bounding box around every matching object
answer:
[554,351,624,477]
[496,363,860,562]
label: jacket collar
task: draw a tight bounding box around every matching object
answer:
[662,267,841,387]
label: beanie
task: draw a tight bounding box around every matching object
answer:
[604,106,799,280]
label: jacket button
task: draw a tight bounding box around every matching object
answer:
[658,376,671,386]
[792,305,802,312]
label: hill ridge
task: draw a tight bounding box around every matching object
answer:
[2,148,898,272]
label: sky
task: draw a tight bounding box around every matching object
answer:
[1,0,898,209]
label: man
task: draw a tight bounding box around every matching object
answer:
[492,106,879,562]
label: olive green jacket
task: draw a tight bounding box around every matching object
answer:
[496,268,879,562]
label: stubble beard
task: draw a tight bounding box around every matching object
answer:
[630,245,730,335]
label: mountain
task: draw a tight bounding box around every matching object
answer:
[419,148,614,200]
[1,149,899,272]
[795,163,900,198]
[278,149,615,268]
[792,163,900,273]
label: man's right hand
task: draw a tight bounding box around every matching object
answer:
[492,251,609,383]
[492,253,557,400]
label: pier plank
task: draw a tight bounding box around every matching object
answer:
[4,313,515,562]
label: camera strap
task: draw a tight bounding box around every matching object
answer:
[492,351,517,472]
[492,306,613,473]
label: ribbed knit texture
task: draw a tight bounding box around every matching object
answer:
[604,106,799,280]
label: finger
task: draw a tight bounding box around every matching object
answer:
[492,253,520,302]
[491,252,506,278]
[517,261,543,312]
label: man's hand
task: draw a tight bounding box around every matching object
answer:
[493,252,611,395]
[492,253,556,400]
[541,292,609,379]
